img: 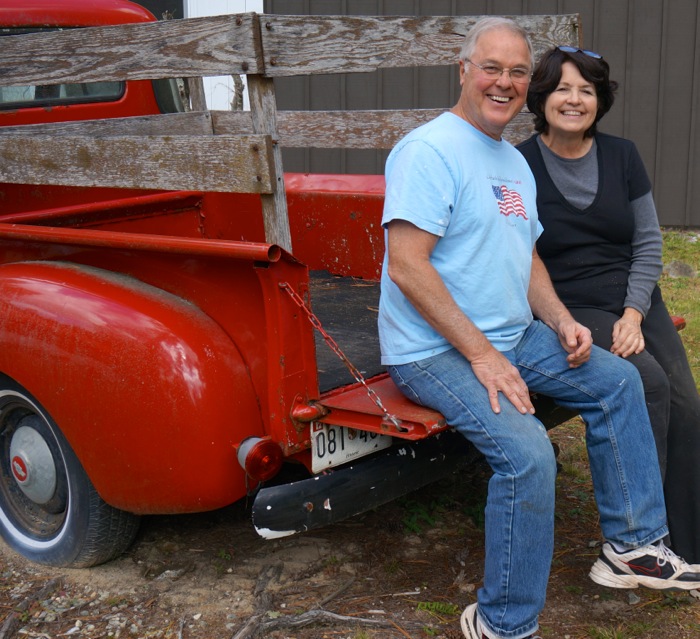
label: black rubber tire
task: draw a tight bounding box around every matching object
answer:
[0,375,140,567]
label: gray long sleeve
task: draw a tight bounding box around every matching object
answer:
[626,192,663,317]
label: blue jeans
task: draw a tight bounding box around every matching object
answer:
[388,320,668,639]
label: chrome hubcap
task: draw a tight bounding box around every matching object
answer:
[9,425,57,505]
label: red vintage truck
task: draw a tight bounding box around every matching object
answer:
[0,1,589,567]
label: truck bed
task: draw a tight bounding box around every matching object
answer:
[309,271,383,392]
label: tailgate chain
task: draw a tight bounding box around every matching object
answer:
[279,281,402,429]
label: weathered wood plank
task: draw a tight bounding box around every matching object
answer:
[0,112,214,138]
[0,103,535,159]
[0,13,262,86]
[259,14,580,77]
[248,75,292,251]
[186,78,208,112]
[0,13,578,200]
[213,109,536,148]
[1,105,535,151]
[211,110,253,135]
[0,12,581,86]
[0,134,274,193]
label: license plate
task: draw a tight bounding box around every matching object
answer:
[311,423,392,473]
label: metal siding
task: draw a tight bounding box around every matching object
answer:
[522,1,564,15]
[486,1,524,14]
[624,1,663,194]
[655,0,698,226]
[383,1,419,13]
[455,1,489,11]
[424,0,457,14]
[265,0,700,226]
[690,8,700,227]
[585,0,627,136]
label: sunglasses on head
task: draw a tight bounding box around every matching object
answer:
[558,46,603,59]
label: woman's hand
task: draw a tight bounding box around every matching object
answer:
[611,308,645,358]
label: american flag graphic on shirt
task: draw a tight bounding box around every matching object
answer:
[492,185,528,220]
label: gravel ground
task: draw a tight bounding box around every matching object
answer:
[2,421,700,639]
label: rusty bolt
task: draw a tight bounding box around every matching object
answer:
[256,175,262,182]
[269,57,277,66]
[252,144,259,152]
[265,21,272,30]
[241,61,249,72]
[236,16,243,26]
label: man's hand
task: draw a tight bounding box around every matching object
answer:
[611,308,645,358]
[388,220,534,416]
[556,317,592,368]
[470,348,534,415]
[387,222,539,416]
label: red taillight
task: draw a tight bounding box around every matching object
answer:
[236,437,283,482]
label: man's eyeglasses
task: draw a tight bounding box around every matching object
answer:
[557,46,603,60]
[464,58,532,84]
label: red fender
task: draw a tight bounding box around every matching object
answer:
[0,261,264,513]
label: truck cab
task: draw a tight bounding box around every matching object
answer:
[0,1,583,568]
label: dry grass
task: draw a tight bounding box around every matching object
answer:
[660,229,700,383]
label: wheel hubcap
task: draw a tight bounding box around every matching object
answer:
[9,425,57,505]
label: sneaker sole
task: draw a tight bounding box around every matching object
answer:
[589,559,700,590]
[460,602,478,638]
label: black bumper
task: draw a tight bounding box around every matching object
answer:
[252,429,478,539]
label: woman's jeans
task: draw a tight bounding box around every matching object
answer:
[570,289,700,563]
[388,320,668,639]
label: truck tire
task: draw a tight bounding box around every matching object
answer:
[0,375,140,567]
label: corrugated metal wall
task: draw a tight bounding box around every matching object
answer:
[265,0,700,228]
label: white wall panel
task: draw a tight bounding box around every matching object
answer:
[184,0,263,110]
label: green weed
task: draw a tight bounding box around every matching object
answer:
[586,621,656,639]
[401,498,438,533]
[416,600,461,616]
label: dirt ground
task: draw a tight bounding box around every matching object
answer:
[2,420,700,639]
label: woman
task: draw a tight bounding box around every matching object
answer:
[517,46,700,563]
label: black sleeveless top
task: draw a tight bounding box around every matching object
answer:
[517,133,652,313]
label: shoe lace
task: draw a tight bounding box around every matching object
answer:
[654,540,688,570]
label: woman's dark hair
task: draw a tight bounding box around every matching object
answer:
[527,47,618,138]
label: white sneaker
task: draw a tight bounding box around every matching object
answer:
[589,540,700,590]
[460,603,481,639]
[460,603,541,639]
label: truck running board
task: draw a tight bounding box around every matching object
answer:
[252,429,478,539]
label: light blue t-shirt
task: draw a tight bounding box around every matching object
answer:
[379,112,542,365]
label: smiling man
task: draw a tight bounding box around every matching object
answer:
[378,16,700,639]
